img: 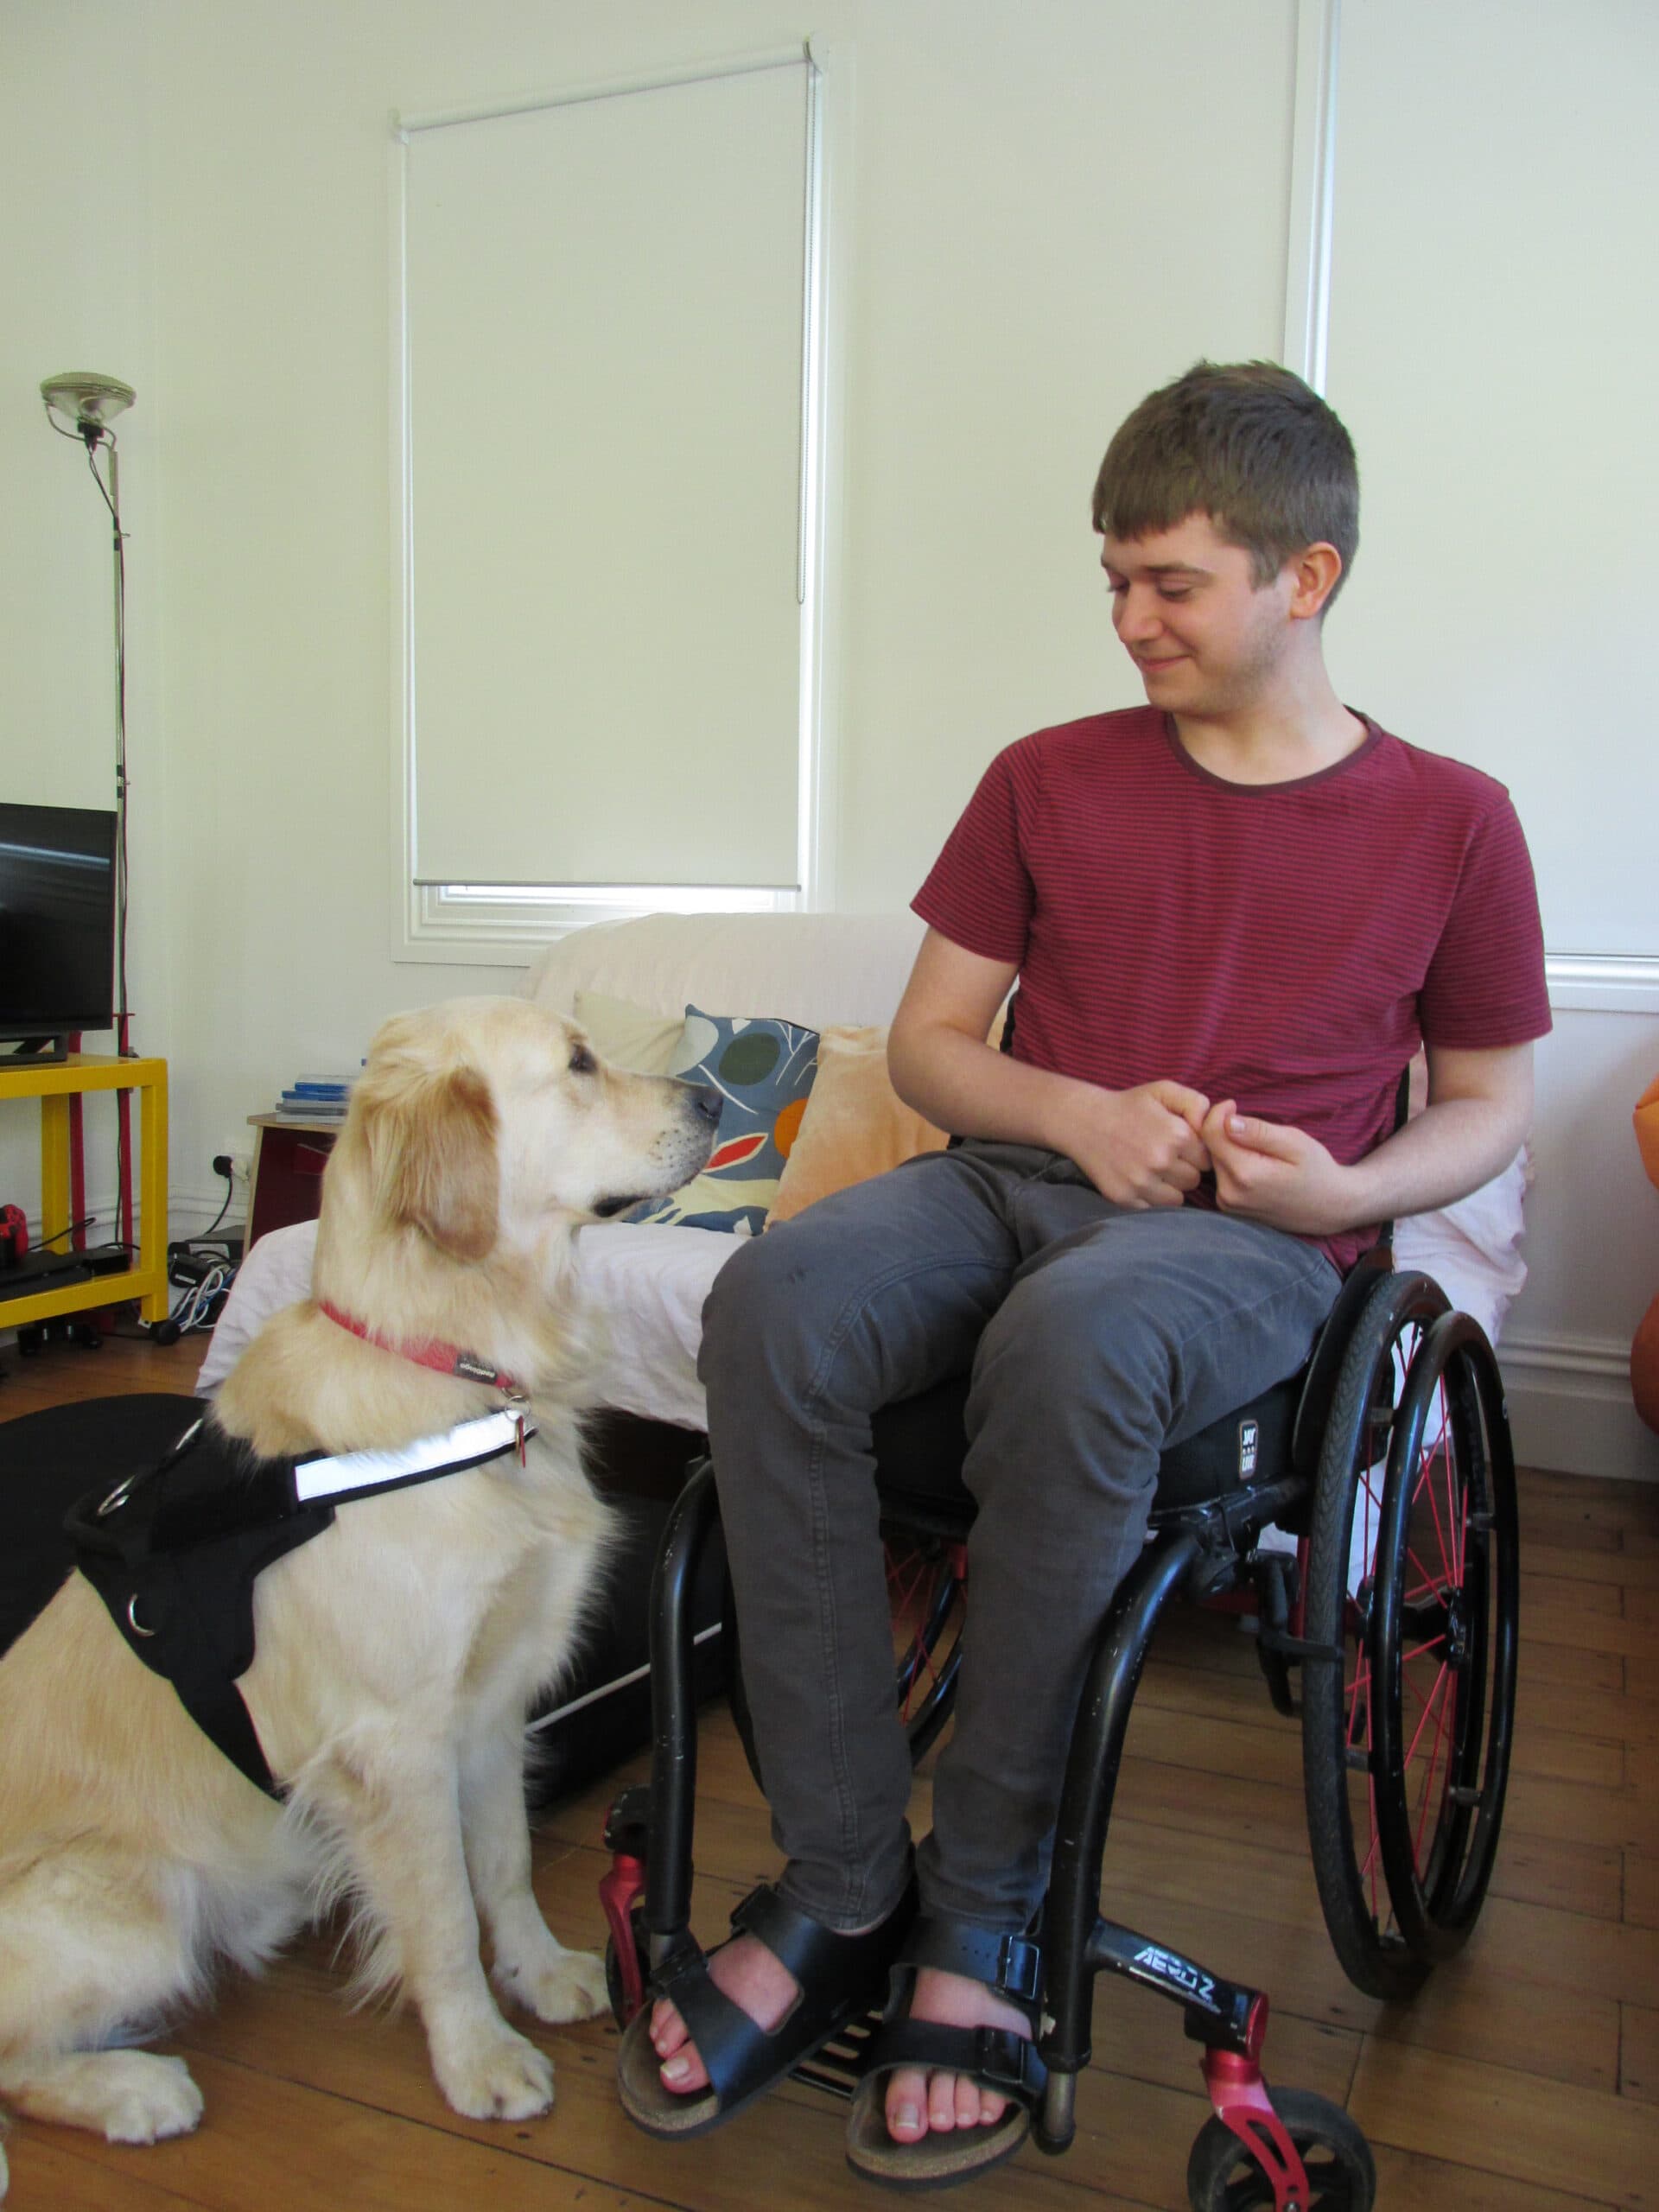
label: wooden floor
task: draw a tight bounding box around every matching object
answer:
[1,1331,1656,2210]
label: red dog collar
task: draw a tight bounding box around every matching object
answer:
[317,1300,525,1402]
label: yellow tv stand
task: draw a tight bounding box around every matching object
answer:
[0,1052,169,1327]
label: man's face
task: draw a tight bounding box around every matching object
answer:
[1097,512,1296,717]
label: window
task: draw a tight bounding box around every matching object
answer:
[391,49,831,959]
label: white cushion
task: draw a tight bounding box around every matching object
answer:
[197,1213,728,1430]
[1393,1146,1531,1350]
[524,910,926,1033]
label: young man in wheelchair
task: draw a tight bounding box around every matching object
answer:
[618,360,1550,2185]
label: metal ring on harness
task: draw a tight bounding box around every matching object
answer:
[127,1594,156,1638]
[99,1475,137,1517]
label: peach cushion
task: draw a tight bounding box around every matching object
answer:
[1636,1074,1659,1191]
[768,1027,949,1224]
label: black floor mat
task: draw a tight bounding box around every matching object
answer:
[0,1393,205,1656]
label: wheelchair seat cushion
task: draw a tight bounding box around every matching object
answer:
[870,1370,1303,1529]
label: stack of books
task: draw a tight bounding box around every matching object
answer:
[274,1075,354,1120]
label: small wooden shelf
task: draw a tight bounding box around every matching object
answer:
[0,1052,169,1326]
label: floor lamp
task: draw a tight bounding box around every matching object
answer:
[40,371,138,1257]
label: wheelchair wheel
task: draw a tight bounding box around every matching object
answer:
[1301,1271,1519,1999]
[1370,1311,1520,1963]
[1186,2087,1376,2210]
[728,1529,966,1788]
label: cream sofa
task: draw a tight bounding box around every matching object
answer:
[199,908,1532,1414]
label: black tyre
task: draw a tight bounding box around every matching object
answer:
[1301,1271,1448,1999]
[1369,1312,1519,1963]
[1303,1272,1521,1999]
[1186,2087,1376,2210]
[728,1528,967,1789]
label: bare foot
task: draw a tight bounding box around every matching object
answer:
[648,1933,799,2093]
[883,1966,1032,2143]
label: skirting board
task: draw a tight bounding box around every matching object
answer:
[1500,1332,1659,1483]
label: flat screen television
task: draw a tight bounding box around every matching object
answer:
[0,802,118,1058]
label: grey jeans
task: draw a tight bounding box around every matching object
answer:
[698,1141,1340,1935]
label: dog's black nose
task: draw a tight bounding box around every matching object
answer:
[688,1082,723,1126]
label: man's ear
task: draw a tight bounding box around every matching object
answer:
[1288,541,1344,620]
[365,1064,499,1261]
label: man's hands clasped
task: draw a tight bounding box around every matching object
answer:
[1055,1080,1358,1236]
[1054,1079,1211,1209]
[1200,1101,1356,1236]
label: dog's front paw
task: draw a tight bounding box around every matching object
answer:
[433,2023,555,2121]
[86,2052,204,2141]
[496,1943,609,2025]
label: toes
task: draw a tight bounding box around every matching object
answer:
[883,2067,1010,2144]
[926,2069,959,2135]
[885,2067,929,2142]
[658,2044,710,2094]
[649,1999,708,2093]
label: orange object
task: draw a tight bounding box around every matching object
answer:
[1637,1075,1659,1191]
[1635,1075,1659,1435]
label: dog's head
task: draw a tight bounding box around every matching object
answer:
[330,996,719,1263]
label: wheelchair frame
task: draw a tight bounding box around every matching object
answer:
[600,1249,1521,2211]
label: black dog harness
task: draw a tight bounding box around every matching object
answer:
[66,1405,533,1798]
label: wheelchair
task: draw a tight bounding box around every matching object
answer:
[600,1236,1521,2211]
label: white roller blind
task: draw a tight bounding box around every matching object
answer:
[403,62,809,888]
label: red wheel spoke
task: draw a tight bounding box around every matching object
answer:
[1363,1777,1382,1909]
[1414,1379,1455,1575]
[1401,1659,1451,1772]
[1412,1665,1457,1866]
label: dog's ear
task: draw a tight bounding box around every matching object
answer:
[367,1064,499,1261]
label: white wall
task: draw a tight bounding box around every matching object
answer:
[2,0,1654,1477]
[0,1,166,1237]
[1325,0,1659,1478]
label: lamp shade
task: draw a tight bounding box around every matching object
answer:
[41,372,136,432]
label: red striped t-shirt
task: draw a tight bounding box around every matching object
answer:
[912,707,1550,1271]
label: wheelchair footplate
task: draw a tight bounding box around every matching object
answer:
[600,1788,1376,2210]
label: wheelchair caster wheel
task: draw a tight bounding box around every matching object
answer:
[604,1920,650,2030]
[1185,2087,1375,2211]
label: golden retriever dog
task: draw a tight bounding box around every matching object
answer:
[0,995,717,2198]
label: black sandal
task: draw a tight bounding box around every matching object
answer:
[844,1916,1047,2190]
[616,1878,918,2141]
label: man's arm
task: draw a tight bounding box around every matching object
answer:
[1200,1041,1535,1237]
[887,928,1212,1210]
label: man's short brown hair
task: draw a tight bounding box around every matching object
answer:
[1091,361,1359,605]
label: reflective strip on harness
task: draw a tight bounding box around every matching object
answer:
[295,1411,531,1504]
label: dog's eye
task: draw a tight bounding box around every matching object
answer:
[568,1043,597,1076]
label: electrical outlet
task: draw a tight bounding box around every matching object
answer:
[229,1150,251,1190]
